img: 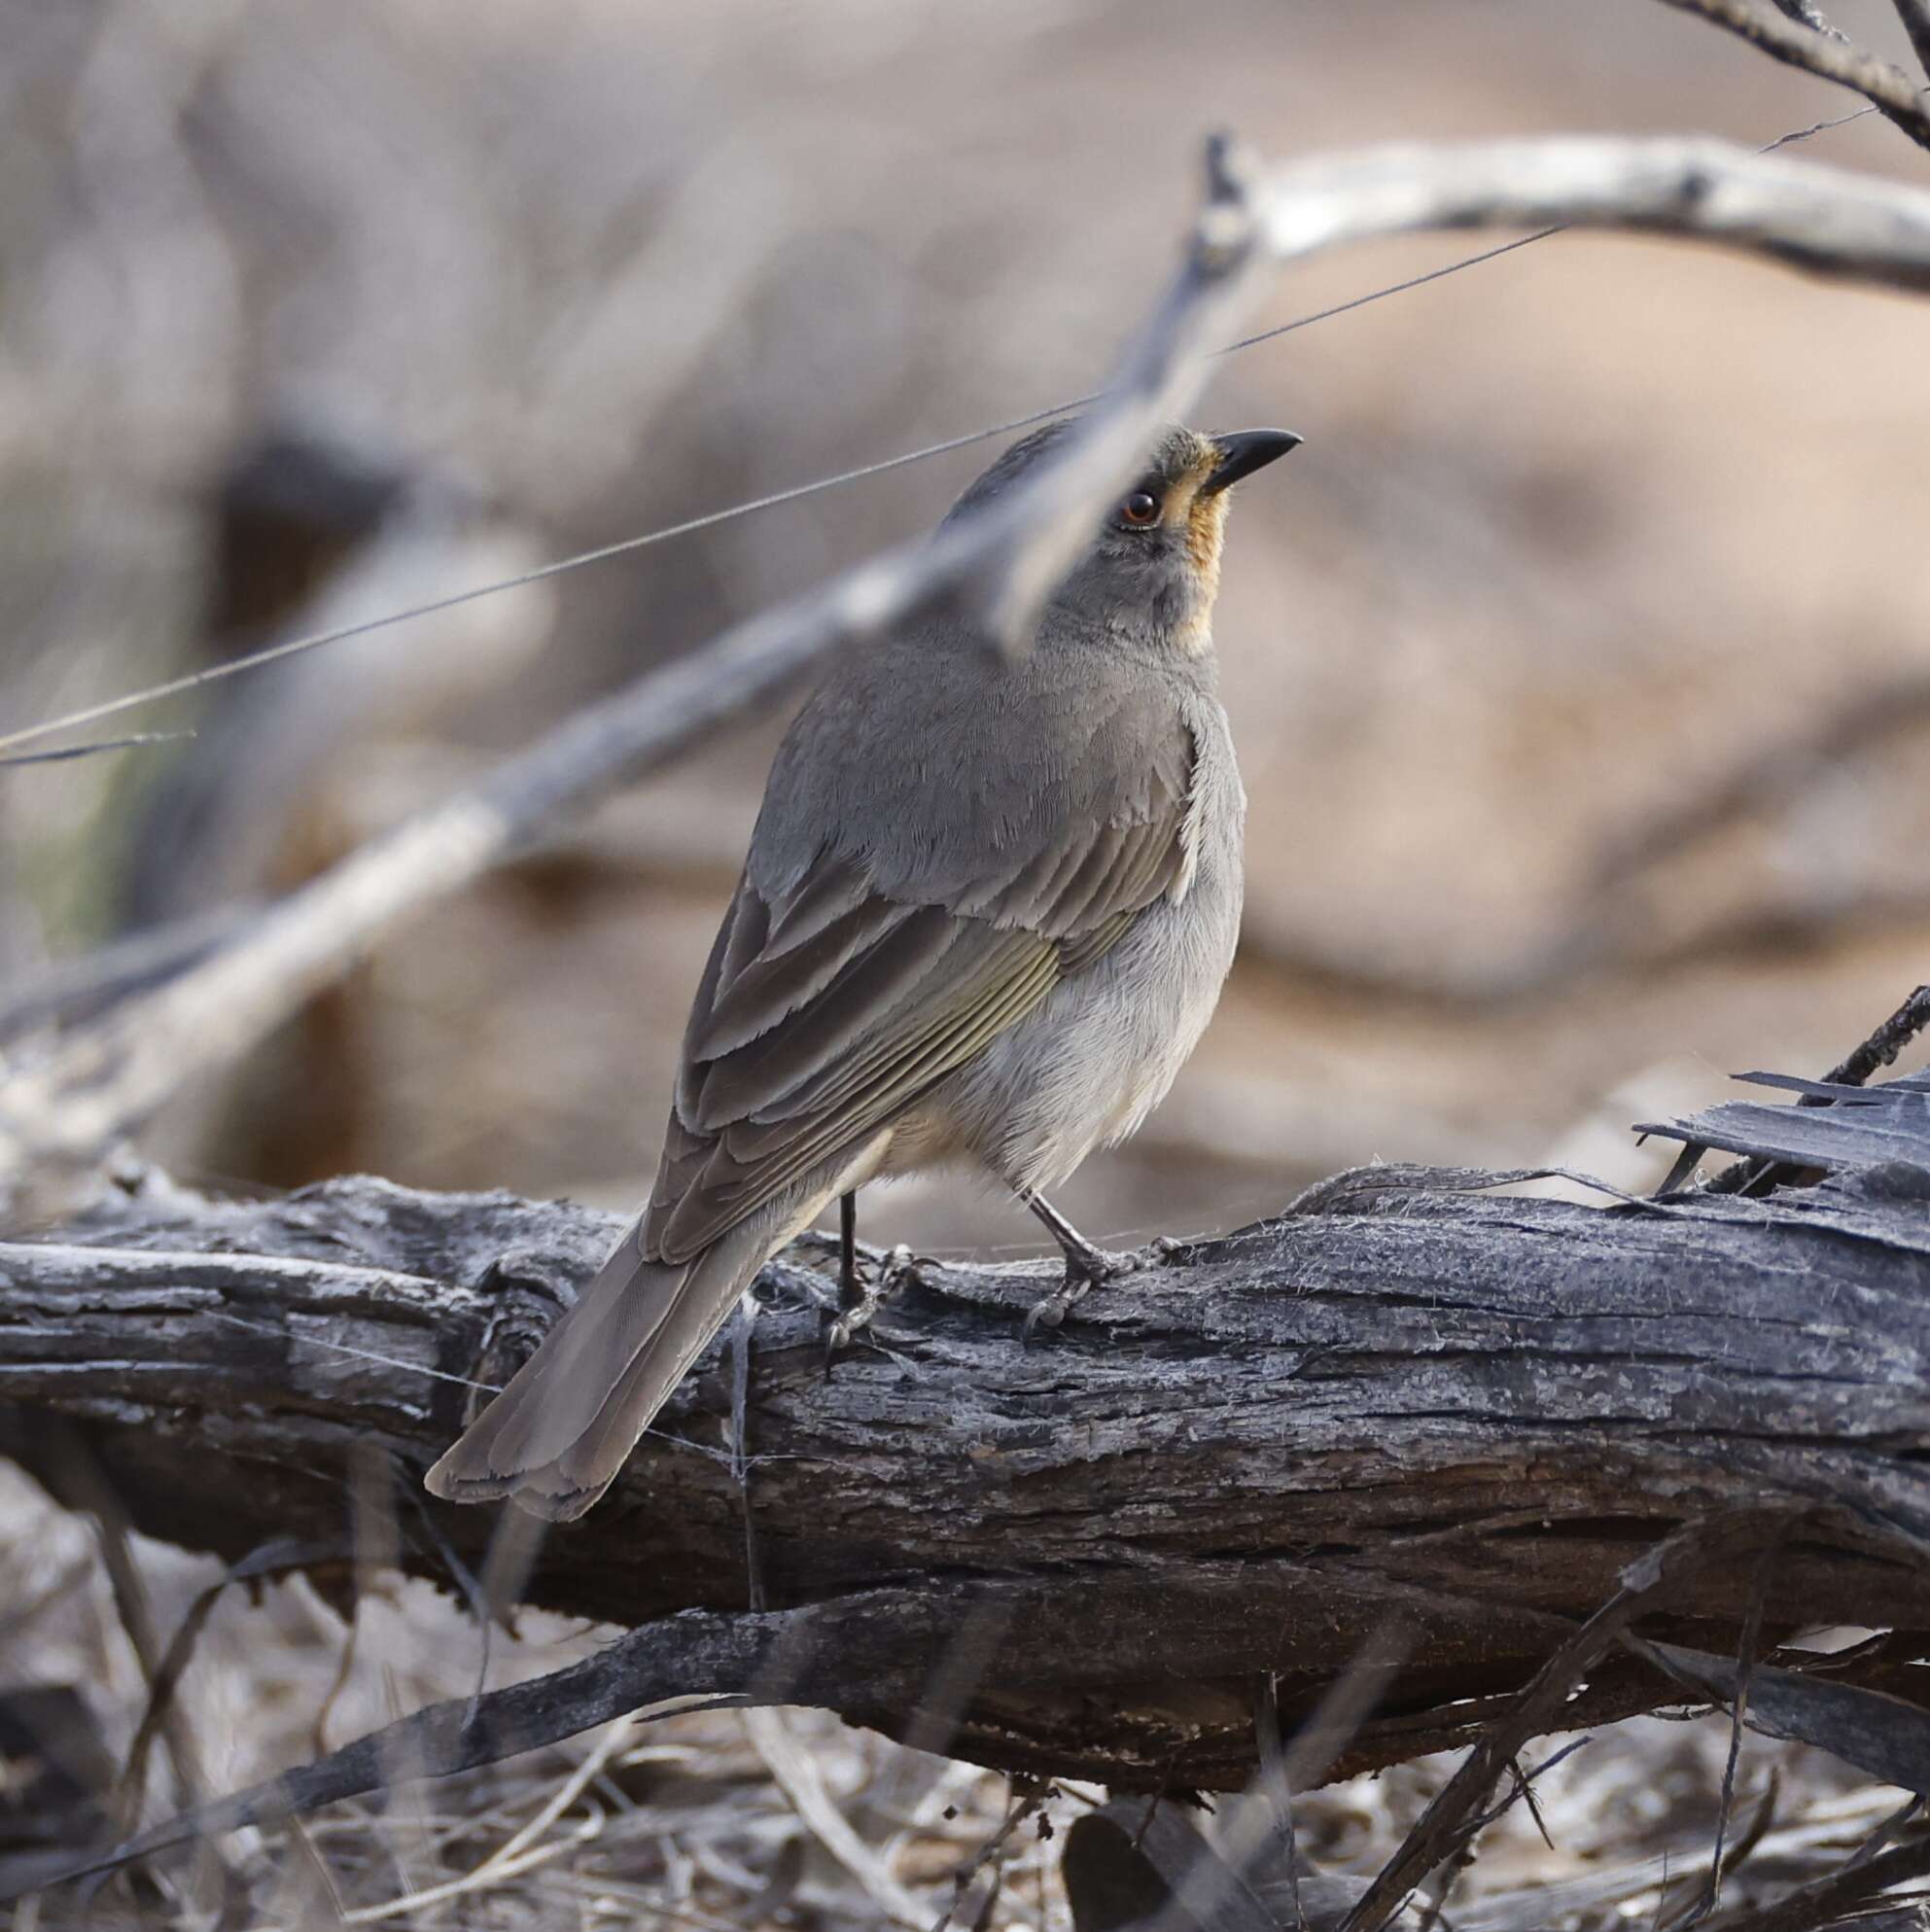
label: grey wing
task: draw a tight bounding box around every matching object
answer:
[641,742,1195,1266]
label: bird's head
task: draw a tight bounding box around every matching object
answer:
[944,419,1300,655]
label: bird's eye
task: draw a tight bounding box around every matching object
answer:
[1118,490,1161,528]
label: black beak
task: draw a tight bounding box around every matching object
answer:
[1200,428,1303,495]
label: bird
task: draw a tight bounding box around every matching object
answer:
[426,418,1300,1520]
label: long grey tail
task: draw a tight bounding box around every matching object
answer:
[424,1203,803,1522]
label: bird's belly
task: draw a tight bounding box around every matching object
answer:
[912,853,1243,1193]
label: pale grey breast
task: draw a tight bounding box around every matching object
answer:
[934,681,1246,1192]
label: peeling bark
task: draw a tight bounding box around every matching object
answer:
[2,1158,1928,1789]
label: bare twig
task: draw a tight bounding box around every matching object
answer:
[1154,1627,1417,1932]
[1248,134,1930,284]
[1337,1516,1783,1932]
[119,1538,345,1835]
[1699,983,1930,1194]
[1653,0,1930,151]
[1896,0,1930,82]
[2,1583,1023,1898]
[1627,1638,1930,1796]
[1797,983,1930,1092]
[1255,1674,1302,1932]
[0,731,193,769]
[930,1779,1050,1932]
[1768,0,1838,31]
[728,1293,764,1615]
[1678,1543,1780,1927]
[1397,1738,1591,1932]
[0,906,253,1049]
[336,1715,637,1923]
[1275,1628,1420,1801]
[741,1706,930,1928]
[1698,1829,1930,1932]
[37,1425,219,1829]
[276,1815,351,1930]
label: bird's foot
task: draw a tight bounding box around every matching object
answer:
[1022,1235,1181,1346]
[825,1244,923,1364]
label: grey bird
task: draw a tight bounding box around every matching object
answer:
[426,419,1299,1520]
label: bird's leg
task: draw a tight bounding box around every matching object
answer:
[825,1190,920,1361]
[1020,1188,1174,1342]
[838,1190,861,1311]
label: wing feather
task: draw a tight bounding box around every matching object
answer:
[694,893,915,1060]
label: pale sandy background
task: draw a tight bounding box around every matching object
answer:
[7,0,1928,1259]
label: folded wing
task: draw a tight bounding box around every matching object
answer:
[643,731,1196,1265]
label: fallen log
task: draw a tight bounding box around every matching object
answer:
[4,1125,1929,1793]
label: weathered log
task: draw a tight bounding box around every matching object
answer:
[2,1150,1929,1792]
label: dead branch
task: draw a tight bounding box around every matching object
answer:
[3,1075,1930,1907]
[1896,0,1930,83]
[1646,984,1930,1196]
[1334,1518,1774,1932]
[1698,987,1930,1195]
[1702,1831,1930,1932]
[9,136,1930,1214]
[4,1108,1930,1805]
[1654,0,1930,151]
[1247,134,1930,281]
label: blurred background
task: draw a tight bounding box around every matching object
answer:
[5,0,1929,1248]
[4,2,1930,1921]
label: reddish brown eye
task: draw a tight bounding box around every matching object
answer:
[1118,490,1160,527]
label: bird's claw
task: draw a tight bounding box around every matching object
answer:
[1021,1237,1176,1347]
[1021,1280,1084,1345]
[824,1244,922,1367]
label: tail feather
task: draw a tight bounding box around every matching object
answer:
[425,1201,808,1522]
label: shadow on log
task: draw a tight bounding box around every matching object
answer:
[4,1102,1930,1799]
